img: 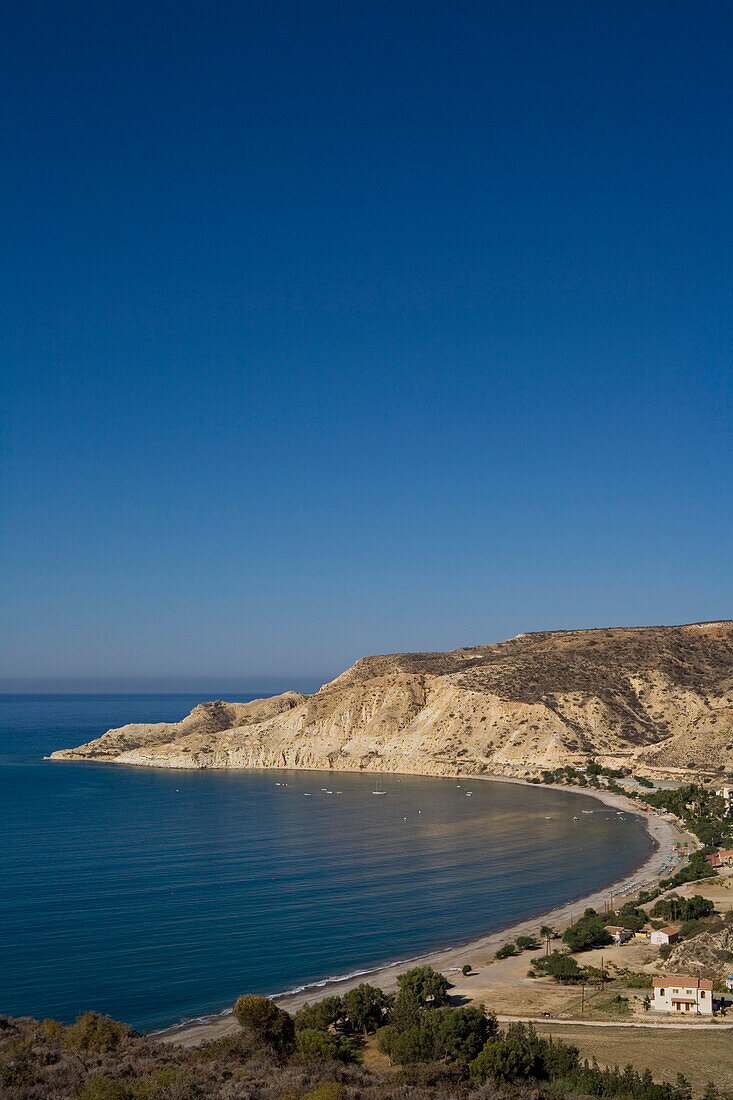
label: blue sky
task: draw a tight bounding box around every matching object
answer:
[2,0,732,690]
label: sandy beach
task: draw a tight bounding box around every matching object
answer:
[155,777,692,1047]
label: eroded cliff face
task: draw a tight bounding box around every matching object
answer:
[50,622,733,780]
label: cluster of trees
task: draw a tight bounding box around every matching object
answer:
[645,785,733,849]
[467,1021,702,1100]
[562,908,613,952]
[290,966,451,1064]
[610,902,647,932]
[495,934,540,959]
[531,952,608,985]
[651,893,715,922]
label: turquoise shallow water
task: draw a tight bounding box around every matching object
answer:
[0,694,653,1031]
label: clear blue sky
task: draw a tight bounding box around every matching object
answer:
[2,0,732,691]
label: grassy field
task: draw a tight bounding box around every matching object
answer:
[532,1024,733,1093]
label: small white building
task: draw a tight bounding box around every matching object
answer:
[715,786,733,816]
[605,925,631,944]
[650,927,679,946]
[726,975,733,992]
[652,975,713,1015]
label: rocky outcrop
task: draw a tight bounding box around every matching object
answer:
[660,912,733,980]
[50,621,733,780]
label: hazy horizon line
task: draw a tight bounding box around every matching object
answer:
[0,675,328,695]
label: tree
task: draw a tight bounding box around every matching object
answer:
[64,1013,135,1055]
[533,952,582,983]
[461,963,472,975]
[293,996,342,1032]
[616,903,646,932]
[562,911,612,952]
[389,991,423,1032]
[470,1036,537,1082]
[395,966,449,1007]
[295,1028,355,1063]
[232,995,295,1055]
[516,935,539,950]
[495,942,517,959]
[341,983,388,1035]
[424,1005,496,1062]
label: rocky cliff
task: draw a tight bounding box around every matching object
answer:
[50,621,733,780]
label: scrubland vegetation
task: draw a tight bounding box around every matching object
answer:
[3,965,731,1100]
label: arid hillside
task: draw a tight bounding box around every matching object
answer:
[50,621,733,780]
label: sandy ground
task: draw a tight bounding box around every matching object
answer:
[156,779,693,1047]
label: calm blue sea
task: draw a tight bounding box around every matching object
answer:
[0,694,653,1031]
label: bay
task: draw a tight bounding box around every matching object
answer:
[0,694,653,1031]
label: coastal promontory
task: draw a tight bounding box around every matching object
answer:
[50,621,733,781]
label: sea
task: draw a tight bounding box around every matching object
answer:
[0,693,654,1032]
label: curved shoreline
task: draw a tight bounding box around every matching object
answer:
[154,775,692,1047]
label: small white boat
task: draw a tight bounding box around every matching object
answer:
[466,791,473,796]
[582,810,594,814]
[372,776,387,795]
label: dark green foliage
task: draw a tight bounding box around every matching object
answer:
[389,991,423,1032]
[293,996,342,1032]
[533,952,582,982]
[636,775,655,788]
[340,983,389,1034]
[615,903,647,932]
[232,994,295,1055]
[495,942,517,959]
[679,917,710,939]
[295,1028,355,1063]
[651,893,715,922]
[645,785,733,849]
[461,963,472,975]
[515,935,540,950]
[563,909,613,951]
[395,966,449,1007]
[470,1023,574,1082]
[378,1005,496,1065]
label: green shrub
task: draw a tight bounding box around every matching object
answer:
[395,966,449,1007]
[295,1028,355,1063]
[293,996,342,1032]
[533,952,582,983]
[232,995,295,1055]
[516,935,540,950]
[64,1012,135,1054]
[302,1085,347,1100]
[562,909,612,952]
[495,942,517,959]
[341,982,389,1034]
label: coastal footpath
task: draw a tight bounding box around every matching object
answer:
[51,621,733,781]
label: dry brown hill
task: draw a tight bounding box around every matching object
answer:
[50,621,733,780]
[660,911,733,980]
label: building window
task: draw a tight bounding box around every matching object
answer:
[659,988,665,996]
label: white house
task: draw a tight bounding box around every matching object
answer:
[715,786,733,816]
[605,925,631,944]
[652,975,713,1015]
[650,927,679,946]
[726,975,733,992]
